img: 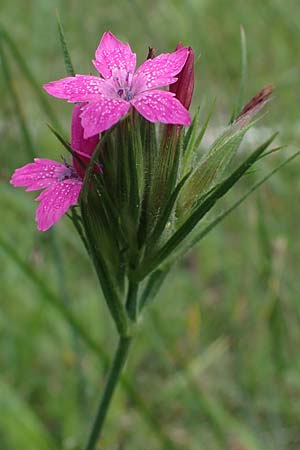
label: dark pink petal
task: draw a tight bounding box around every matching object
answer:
[71,105,100,177]
[43,75,106,102]
[71,105,99,156]
[132,47,189,92]
[10,159,66,191]
[80,98,130,138]
[131,90,191,126]
[93,32,136,78]
[35,179,82,231]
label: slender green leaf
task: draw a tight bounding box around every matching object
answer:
[0,378,56,450]
[230,25,247,122]
[0,39,35,159]
[145,172,191,252]
[182,100,215,175]
[0,234,183,450]
[56,11,75,77]
[135,134,277,279]
[137,118,158,246]
[139,269,170,312]
[0,26,61,131]
[162,150,300,269]
[194,100,216,150]
[178,115,263,217]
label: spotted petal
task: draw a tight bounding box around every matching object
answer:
[93,31,136,79]
[35,179,82,231]
[132,47,189,92]
[71,105,100,176]
[10,159,66,192]
[80,98,130,138]
[131,90,191,125]
[43,75,106,102]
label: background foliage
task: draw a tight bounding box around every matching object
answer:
[1,0,300,449]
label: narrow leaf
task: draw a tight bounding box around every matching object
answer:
[135,134,277,279]
[0,234,181,450]
[56,11,75,76]
[230,26,247,122]
[139,269,170,312]
[162,150,300,269]
[0,378,56,450]
[0,39,35,159]
[0,26,61,131]
[178,89,271,218]
[145,172,191,252]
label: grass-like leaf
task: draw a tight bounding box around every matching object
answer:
[56,11,75,77]
[0,233,183,450]
[178,112,266,218]
[230,25,248,122]
[135,133,278,279]
[145,172,191,253]
[0,39,35,160]
[0,26,61,131]
[162,149,300,269]
[138,269,170,312]
[0,378,56,450]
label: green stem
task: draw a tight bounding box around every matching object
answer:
[126,281,139,321]
[84,337,132,450]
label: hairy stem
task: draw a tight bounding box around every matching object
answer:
[84,337,132,450]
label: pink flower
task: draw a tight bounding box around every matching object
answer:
[10,106,99,231]
[44,32,192,139]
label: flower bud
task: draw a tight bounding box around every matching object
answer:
[147,46,156,59]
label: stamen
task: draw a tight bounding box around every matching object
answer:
[126,90,134,101]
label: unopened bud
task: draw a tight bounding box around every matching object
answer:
[235,85,274,125]
[170,43,195,111]
[147,47,156,59]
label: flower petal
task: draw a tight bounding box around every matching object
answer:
[132,47,189,92]
[131,90,191,126]
[43,75,106,102]
[35,179,82,231]
[93,31,136,78]
[10,159,66,191]
[71,105,99,156]
[80,98,130,138]
[71,105,100,177]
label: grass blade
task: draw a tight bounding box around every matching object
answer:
[230,25,248,122]
[56,11,75,77]
[0,26,61,131]
[0,378,56,450]
[0,39,35,159]
[136,134,278,279]
[163,150,300,269]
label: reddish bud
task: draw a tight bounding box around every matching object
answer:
[147,46,156,59]
[236,85,274,120]
[170,42,195,111]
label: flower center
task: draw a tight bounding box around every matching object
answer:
[113,71,134,101]
[56,161,80,182]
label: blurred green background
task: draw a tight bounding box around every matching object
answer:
[1,0,300,449]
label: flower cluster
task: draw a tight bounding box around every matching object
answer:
[10,32,193,230]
